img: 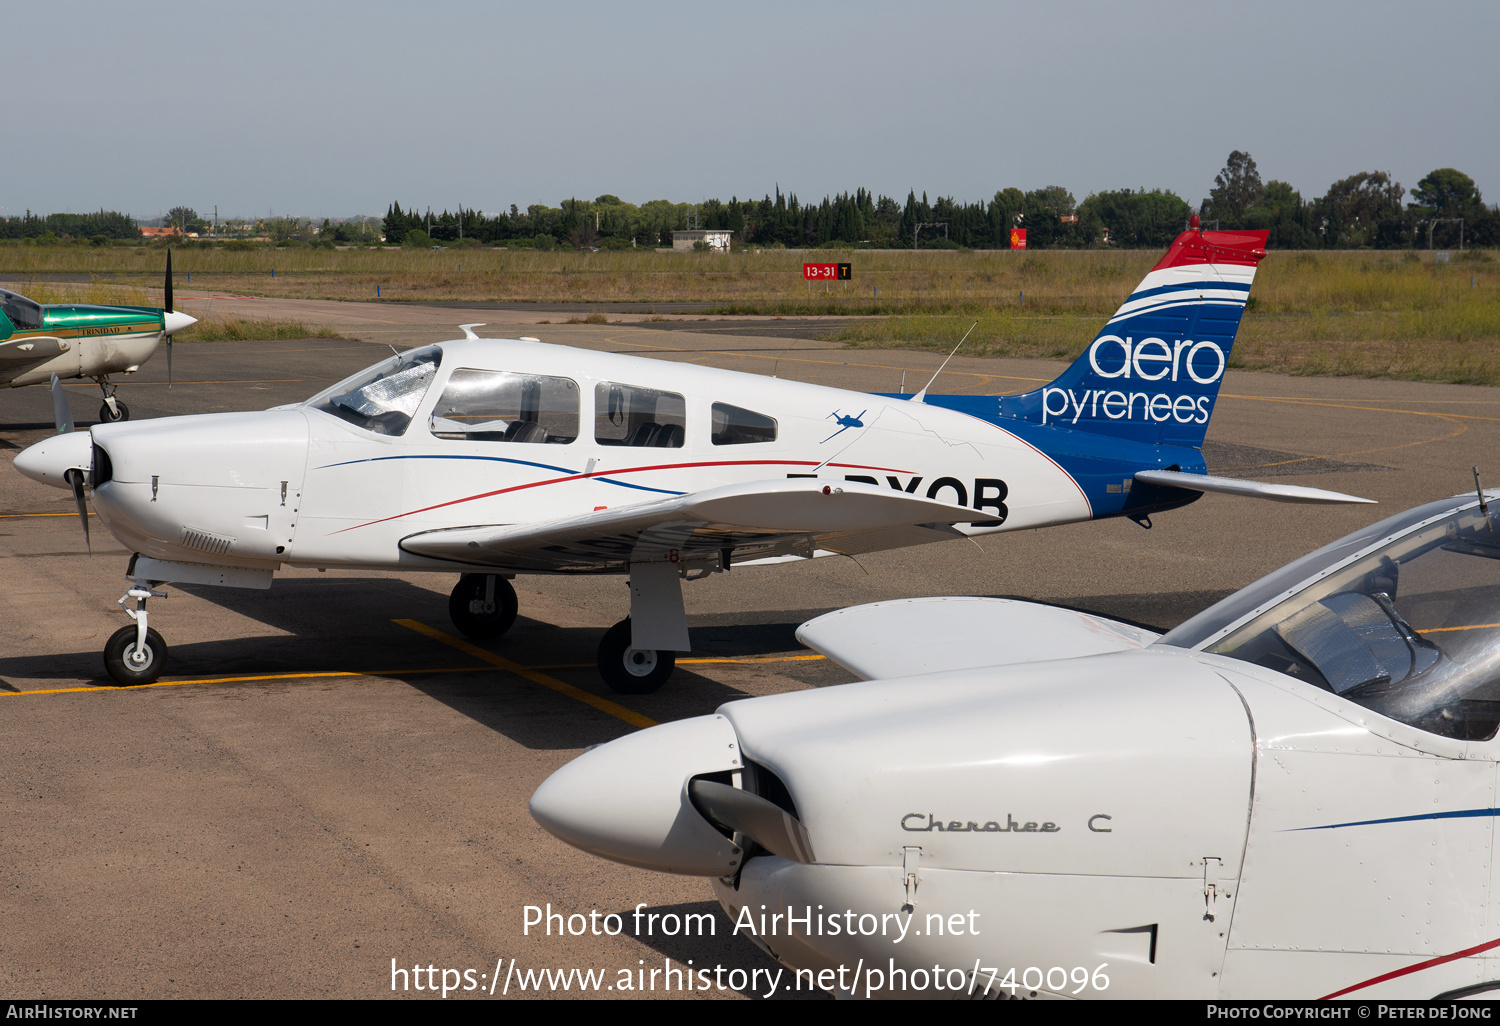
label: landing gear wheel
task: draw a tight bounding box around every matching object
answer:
[104,625,167,686]
[597,618,674,694]
[99,400,129,423]
[448,574,518,639]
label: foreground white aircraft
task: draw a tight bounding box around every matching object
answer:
[532,492,1500,1000]
[16,225,1368,689]
[1,254,196,421]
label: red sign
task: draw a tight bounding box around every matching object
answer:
[1009,228,1027,250]
[803,262,852,280]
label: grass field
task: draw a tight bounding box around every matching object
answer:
[4,245,1497,384]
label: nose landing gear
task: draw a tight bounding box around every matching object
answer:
[96,376,129,423]
[105,583,167,685]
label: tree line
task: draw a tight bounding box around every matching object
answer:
[383,155,1495,251]
[4,154,1493,250]
[0,209,140,242]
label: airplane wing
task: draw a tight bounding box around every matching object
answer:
[0,336,70,364]
[796,596,1161,680]
[1134,469,1375,505]
[398,478,979,572]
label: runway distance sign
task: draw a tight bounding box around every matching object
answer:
[803,263,852,281]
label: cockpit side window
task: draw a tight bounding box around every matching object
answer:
[594,382,685,447]
[0,289,45,330]
[711,402,777,445]
[1202,506,1500,741]
[305,346,441,437]
[429,369,579,443]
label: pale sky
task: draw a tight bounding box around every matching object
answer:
[8,1,1496,220]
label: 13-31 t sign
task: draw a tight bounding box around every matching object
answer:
[803,262,852,280]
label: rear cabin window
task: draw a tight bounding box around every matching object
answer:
[594,382,685,448]
[711,402,777,445]
[429,369,579,443]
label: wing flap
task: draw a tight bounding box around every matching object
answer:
[796,597,1161,680]
[1135,469,1374,505]
[399,478,980,571]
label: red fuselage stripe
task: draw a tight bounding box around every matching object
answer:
[1319,934,1500,1000]
[330,458,915,534]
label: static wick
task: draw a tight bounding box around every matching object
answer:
[1475,467,1493,531]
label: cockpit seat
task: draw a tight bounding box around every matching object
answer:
[503,421,547,443]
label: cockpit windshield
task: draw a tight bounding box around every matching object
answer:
[1163,497,1500,740]
[0,288,45,330]
[304,346,442,436]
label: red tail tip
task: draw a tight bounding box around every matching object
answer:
[1190,214,1201,230]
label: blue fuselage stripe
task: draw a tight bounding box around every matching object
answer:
[1287,808,1500,831]
[312,453,684,495]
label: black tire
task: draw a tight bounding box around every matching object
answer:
[448,574,518,639]
[99,400,129,423]
[104,624,167,686]
[597,618,675,694]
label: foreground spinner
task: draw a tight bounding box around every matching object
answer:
[16,225,1366,690]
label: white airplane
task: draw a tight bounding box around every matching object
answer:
[531,490,1500,1000]
[15,223,1369,690]
[1,253,197,421]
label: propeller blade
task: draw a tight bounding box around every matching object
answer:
[65,469,90,555]
[687,778,815,863]
[50,374,74,434]
[167,337,173,390]
[164,248,174,313]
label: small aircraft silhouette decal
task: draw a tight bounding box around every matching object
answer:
[822,409,866,443]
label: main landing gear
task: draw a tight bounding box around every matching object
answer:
[104,583,168,685]
[597,618,675,695]
[448,574,518,639]
[96,376,129,423]
[444,565,689,696]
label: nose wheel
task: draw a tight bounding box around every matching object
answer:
[95,377,129,422]
[597,618,675,694]
[104,583,168,685]
[448,573,518,639]
[104,625,167,685]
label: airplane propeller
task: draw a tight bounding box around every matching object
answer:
[165,249,174,389]
[50,373,74,435]
[157,249,198,388]
[48,373,90,553]
[65,468,91,554]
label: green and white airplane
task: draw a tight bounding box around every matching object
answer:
[0,254,196,422]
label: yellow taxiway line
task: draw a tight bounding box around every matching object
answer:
[393,618,659,728]
[0,645,824,720]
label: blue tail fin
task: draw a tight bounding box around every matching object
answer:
[995,228,1268,449]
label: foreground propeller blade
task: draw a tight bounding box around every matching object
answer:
[64,469,90,554]
[687,778,815,863]
[164,248,174,313]
[50,374,74,434]
[167,336,173,390]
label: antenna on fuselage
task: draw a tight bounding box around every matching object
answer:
[911,321,977,404]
